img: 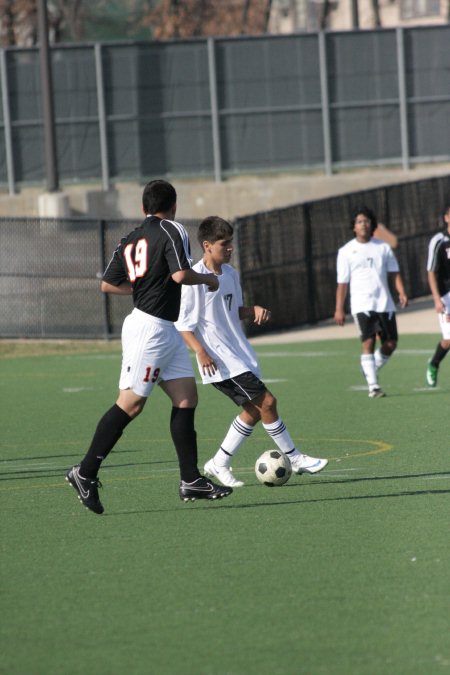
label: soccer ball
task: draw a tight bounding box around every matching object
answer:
[255,450,292,487]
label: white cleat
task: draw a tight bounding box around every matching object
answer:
[204,458,245,487]
[290,454,328,475]
[368,387,386,398]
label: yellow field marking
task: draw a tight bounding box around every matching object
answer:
[312,437,394,460]
[0,437,393,493]
[201,436,393,460]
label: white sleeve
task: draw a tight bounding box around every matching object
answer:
[336,248,350,283]
[427,233,443,272]
[232,267,244,306]
[175,284,201,332]
[386,246,400,273]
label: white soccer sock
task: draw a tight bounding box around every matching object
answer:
[375,349,390,370]
[361,354,378,388]
[214,416,254,467]
[262,418,301,459]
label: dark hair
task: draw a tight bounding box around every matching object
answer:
[350,206,377,235]
[198,216,234,248]
[142,180,177,215]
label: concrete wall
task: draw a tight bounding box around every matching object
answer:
[1,164,449,221]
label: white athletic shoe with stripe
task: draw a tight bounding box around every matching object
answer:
[204,458,245,487]
[290,454,328,475]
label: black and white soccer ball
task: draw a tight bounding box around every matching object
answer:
[255,450,292,487]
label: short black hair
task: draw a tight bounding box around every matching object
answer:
[142,180,176,215]
[350,206,377,235]
[198,216,234,248]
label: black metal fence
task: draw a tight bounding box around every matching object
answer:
[1,175,449,339]
[1,26,450,192]
[236,174,450,335]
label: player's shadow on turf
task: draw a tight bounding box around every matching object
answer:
[0,458,178,481]
[104,486,450,516]
[294,469,450,487]
[0,448,142,463]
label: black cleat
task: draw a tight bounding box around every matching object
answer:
[179,476,233,502]
[66,465,104,514]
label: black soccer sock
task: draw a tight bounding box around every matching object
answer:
[170,407,201,483]
[80,404,132,478]
[431,343,450,368]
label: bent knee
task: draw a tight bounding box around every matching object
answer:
[176,395,198,408]
[383,340,397,354]
[119,400,146,419]
[260,391,277,415]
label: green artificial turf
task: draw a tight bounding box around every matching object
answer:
[1,335,449,675]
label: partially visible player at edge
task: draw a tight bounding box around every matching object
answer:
[175,216,328,488]
[66,180,233,514]
[334,206,408,398]
[425,201,450,387]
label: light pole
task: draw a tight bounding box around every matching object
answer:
[37,0,59,192]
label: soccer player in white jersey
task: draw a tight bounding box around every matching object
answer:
[175,216,328,488]
[334,206,408,398]
[425,202,450,387]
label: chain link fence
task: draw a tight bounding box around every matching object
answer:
[1,175,449,339]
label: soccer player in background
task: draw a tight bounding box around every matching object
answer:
[66,181,232,513]
[175,216,328,488]
[425,201,450,387]
[334,206,408,398]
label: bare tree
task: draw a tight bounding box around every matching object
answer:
[144,0,274,39]
[0,0,88,45]
[371,0,381,26]
[319,0,331,29]
[0,0,279,46]
[0,0,38,46]
[50,0,87,42]
[263,0,273,32]
[0,0,16,46]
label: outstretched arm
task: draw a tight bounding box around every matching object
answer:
[334,283,349,325]
[172,268,218,292]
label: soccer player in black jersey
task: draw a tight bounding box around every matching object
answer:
[66,180,232,513]
[426,202,450,387]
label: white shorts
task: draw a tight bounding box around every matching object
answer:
[438,292,450,340]
[119,308,194,397]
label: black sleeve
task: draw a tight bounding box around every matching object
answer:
[102,243,128,286]
[160,220,192,273]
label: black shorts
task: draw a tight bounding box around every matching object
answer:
[212,371,267,406]
[354,311,398,342]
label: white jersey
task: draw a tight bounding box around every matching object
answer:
[175,260,261,384]
[336,237,400,314]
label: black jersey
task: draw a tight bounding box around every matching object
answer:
[427,231,450,297]
[102,216,192,321]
